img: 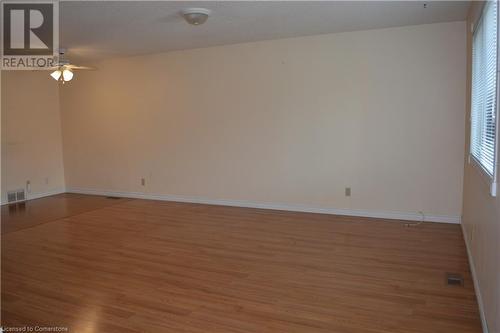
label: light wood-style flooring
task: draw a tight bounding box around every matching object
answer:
[1,194,482,332]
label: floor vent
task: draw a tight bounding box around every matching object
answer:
[446,273,464,286]
[7,189,26,203]
[106,196,121,200]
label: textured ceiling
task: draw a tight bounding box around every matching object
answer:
[60,1,470,64]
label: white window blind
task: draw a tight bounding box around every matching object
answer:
[471,0,498,196]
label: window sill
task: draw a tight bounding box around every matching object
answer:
[469,155,497,197]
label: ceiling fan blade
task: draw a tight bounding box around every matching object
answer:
[65,65,97,70]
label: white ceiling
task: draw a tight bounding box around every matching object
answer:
[60,1,470,63]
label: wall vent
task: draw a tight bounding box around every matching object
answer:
[16,189,26,201]
[7,191,17,203]
[7,189,26,203]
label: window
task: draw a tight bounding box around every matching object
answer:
[471,0,499,196]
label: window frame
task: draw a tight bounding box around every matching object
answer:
[470,1,499,197]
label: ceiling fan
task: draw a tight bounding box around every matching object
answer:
[49,49,95,83]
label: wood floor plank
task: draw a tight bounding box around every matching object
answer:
[1,194,482,332]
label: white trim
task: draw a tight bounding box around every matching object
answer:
[27,188,66,201]
[66,187,461,224]
[493,0,500,199]
[461,224,490,333]
[469,155,498,197]
[0,188,66,206]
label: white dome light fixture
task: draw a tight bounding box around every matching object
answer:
[181,8,211,26]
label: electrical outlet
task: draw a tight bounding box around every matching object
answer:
[141,178,146,186]
[45,177,49,185]
[345,187,351,197]
[26,180,31,193]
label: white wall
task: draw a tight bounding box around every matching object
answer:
[59,21,467,221]
[1,71,66,203]
[462,3,500,333]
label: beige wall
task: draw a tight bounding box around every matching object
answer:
[1,70,2,204]
[60,21,467,221]
[1,71,65,203]
[61,22,466,220]
[462,3,500,333]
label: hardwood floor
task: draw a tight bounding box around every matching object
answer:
[1,194,482,332]
[1,193,130,234]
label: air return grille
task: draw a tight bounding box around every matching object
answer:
[7,189,26,203]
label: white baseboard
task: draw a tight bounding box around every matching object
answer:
[461,224,490,333]
[66,187,461,224]
[28,188,66,201]
[0,188,66,206]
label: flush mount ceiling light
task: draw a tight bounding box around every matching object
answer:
[181,8,211,26]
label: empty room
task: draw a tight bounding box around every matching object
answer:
[1,1,498,332]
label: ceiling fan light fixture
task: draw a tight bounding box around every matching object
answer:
[62,69,74,82]
[181,8,211,25]
[50,70,62,81]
